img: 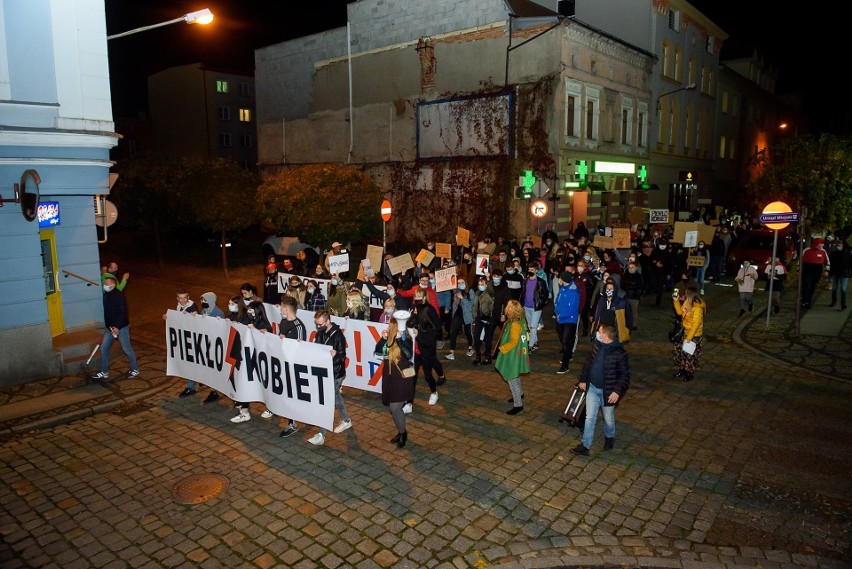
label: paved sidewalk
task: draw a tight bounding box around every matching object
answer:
[1,278,850,569]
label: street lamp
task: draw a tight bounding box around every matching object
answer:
[656,82,696,115]
[107,8,214,41]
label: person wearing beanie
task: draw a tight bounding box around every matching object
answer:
[801,237,829,309]
[553,265,585,374]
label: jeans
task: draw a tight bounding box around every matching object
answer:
[524,307,542,345]
[830,275,848,306]
[100,325,137,374]
[319,375,350,435]
[582,384,615,449]
[694,266,706,291]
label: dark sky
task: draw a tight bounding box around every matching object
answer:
[107,1,843,134]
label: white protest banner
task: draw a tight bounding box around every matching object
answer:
[165,310,335,430]
[683,230,698,248]
[361,258,374,278]
[328,253,350,274]
[476,254,490,276]
[434,267,457,292]
[278,272,332,298]
[362,284,385,310]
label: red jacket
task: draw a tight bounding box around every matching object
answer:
[397,285,440,314]
[802,247,828,267]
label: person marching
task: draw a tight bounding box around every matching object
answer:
[672,286,705,382]
[495,300,531,416]
[374,317,416,448]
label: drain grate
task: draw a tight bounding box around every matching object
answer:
[171,473,229,505]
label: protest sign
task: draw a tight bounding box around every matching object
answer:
[435,267,457,292]
[328,253,350,274]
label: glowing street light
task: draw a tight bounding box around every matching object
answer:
[107,8,214,41]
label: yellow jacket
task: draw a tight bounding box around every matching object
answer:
[673,298,705,341]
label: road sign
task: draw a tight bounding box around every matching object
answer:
[380,200,392,222]
[530,200,548,218]
[759,212,799,224]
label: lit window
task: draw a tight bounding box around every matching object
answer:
[219,133,232,147]
[721,91,729,114]
[216,80,229,94]
[719,135,726,159]
[239,108,251,122]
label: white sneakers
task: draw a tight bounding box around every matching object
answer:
[230,412,250,423]
[333,419,352,433]
[445,352,455,360]
[260,410,273,419]
[308,432,325,446]
[466,347,475,357]
[402,403,413,414]
[428,392,439,406]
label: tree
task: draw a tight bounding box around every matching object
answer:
[257,163,383,248]
[112,153,193,267]
[750,134,852,232]
[184,158,260,278]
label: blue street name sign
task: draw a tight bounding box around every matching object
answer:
[759,212,799,223]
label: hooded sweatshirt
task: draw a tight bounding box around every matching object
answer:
[200,292,225,318]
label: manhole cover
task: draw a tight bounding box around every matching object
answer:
[171,473,229,504]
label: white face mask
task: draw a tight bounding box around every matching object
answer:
[307,288,315,294]
[228,304,238,313]
[103,285,114,292]
[385,308,393,314]
[387,289,395,297]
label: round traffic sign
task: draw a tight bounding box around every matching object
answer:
[762,201,791,231]
[530,199,548,218]
[380,199,392,222]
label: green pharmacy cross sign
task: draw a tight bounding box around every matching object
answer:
[517,170,536,199]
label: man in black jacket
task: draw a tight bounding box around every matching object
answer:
[91,274,138,381]
[307,309,351,446]
[572,324,630,456]
[484,269,513,365]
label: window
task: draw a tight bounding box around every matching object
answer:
[216,80,229,94]
[239,108,252,122]
[684,105,692,150]
[688,57,696,85]
[218,106,230,121]
[721,91,729,114]
[564,80,581,138]
[219,133,232,147]
[732,95,739,117]
[674,48,682,82]
[586,87,600,140]
[719,135,726,158]
[668,9,680,32]
[637,101,648,148]
[706,68,714,94]
[240,134,253,148]
[661,43,671,78]
[728,139,735,160]
[621,98,634,146]
[239,82,250,96]
[706,36,715,54]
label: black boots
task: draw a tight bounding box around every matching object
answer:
[472,355,481,366]
[604,437,614,450]
[397,431,407,448]
[739,309,745,317]
[673,369,686,378]
[482,356,492,365]
[506,406,523,415]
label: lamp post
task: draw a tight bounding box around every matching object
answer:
[107,8,214,41]
[655,82,696,115]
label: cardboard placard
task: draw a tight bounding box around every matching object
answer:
[327,253,350,274]
[366,244,384,278]
[386,253,415,275]
[475,254,490,276]
[435,242,452,259]
[434,267,457,292]
[529,235,542,249]
[672,221,698,244]
[627,206,646,226]
[612,228,631,248]
[649,209,670,224]
[415,249,435,267]
[456,227,470,247]
[687,255,706,267]
[594,235,614,249]
[696,224,716,245]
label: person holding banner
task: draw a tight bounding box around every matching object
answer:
[308,309,352,445]
[375,318,415,448]
[231,300,274,424]
[275,296,307,438]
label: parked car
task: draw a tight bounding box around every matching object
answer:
[726,229,792,278]
[262,233,321,267]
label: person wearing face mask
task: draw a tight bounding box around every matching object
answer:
[471,276,495,366]
[445,276,476,360]
[574,260,596,336]
[672,286,705,382]
[284,276,307,309]
[275,296,307,438]
[326,273,350,316]
[344,289,370,320]
[168,290,201,397]
[90,275,139,381]
[572,324,630,456]
[648,240,674,306]
[691,241,710,295]
[239,283,260,307]
[410,288,446,404]
[553,267,585,374]
[828,239,850,310]
[396,271,440,314]
[620,262,644,331]
[502,258,524,302]
[304,279,327,312]
[591,278,631,343]
[379,297,396,324]
[263,255,281,304]
[735,259,759,316]
[230,300,275,424]
[522,260,550,352]
[485,269,513,365]
[307,309,353,445]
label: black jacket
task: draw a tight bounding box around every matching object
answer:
[103,290,129,328]
[315,322,347,379]
[490,280,513,321]
[579,340,630,406]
